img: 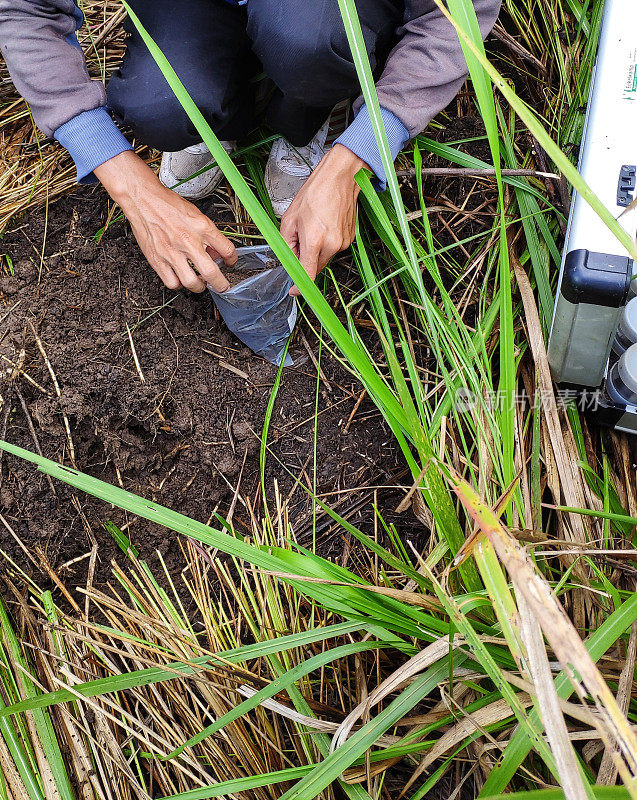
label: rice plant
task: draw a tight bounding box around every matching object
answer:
[1,443,637,799]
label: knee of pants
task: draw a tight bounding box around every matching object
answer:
[253,18,360,107]
[107,85,189,152]
[107,78,197,152]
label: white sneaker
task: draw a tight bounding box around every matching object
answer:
[159,140,236,200]
[265,101,351,218]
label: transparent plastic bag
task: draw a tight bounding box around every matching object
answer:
[208,245,297,366]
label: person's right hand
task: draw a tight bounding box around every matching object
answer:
[94,150,235,292]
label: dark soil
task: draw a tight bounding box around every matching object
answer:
[223,266,263,287]
[0,187,419,598]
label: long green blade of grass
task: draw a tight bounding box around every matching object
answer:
[118,4,409,439]
[432,0,636,259]
[0,600,68,800]
[0,620,363,717]
[277,654,462,800]
[162,640,386,759]
[480,591,637,795]
[336,0,420,279]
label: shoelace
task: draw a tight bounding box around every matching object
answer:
[278,142,318,175]
[184,142,212,155]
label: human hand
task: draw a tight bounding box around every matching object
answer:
[280,144,368,296]
[94,150,235,292]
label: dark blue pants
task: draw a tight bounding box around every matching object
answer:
[107,0,403,150]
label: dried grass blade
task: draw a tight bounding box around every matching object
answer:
[597,622,637,786]
[329,636,461,753]
[517,591,592,800]
[407,694,533,785]
[452,474,637,797]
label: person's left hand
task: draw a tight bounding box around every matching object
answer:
[280,144,369,296]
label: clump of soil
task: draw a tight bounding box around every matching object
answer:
[0,187,414,596]
[223,267,262,288]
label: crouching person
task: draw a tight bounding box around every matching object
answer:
[0,0,501,293]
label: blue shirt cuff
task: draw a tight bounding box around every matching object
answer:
[335,105,409,191]
[54,108,133,184]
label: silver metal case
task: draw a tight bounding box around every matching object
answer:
[547,0,637,392]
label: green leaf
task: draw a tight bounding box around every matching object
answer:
[480,592,637,795]
[0,617,363,717]
[162,640,386,759]
[278,654,462,800]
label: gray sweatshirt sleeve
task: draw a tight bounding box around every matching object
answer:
[373,0,502,138]
[2,0,500,186]
[336,0,502,188]
[0,0,131,181]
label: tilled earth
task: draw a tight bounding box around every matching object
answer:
[0,186,418,594]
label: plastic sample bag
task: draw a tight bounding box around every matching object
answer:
[208,245,297,366]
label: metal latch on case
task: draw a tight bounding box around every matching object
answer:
[617,164,636,207]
